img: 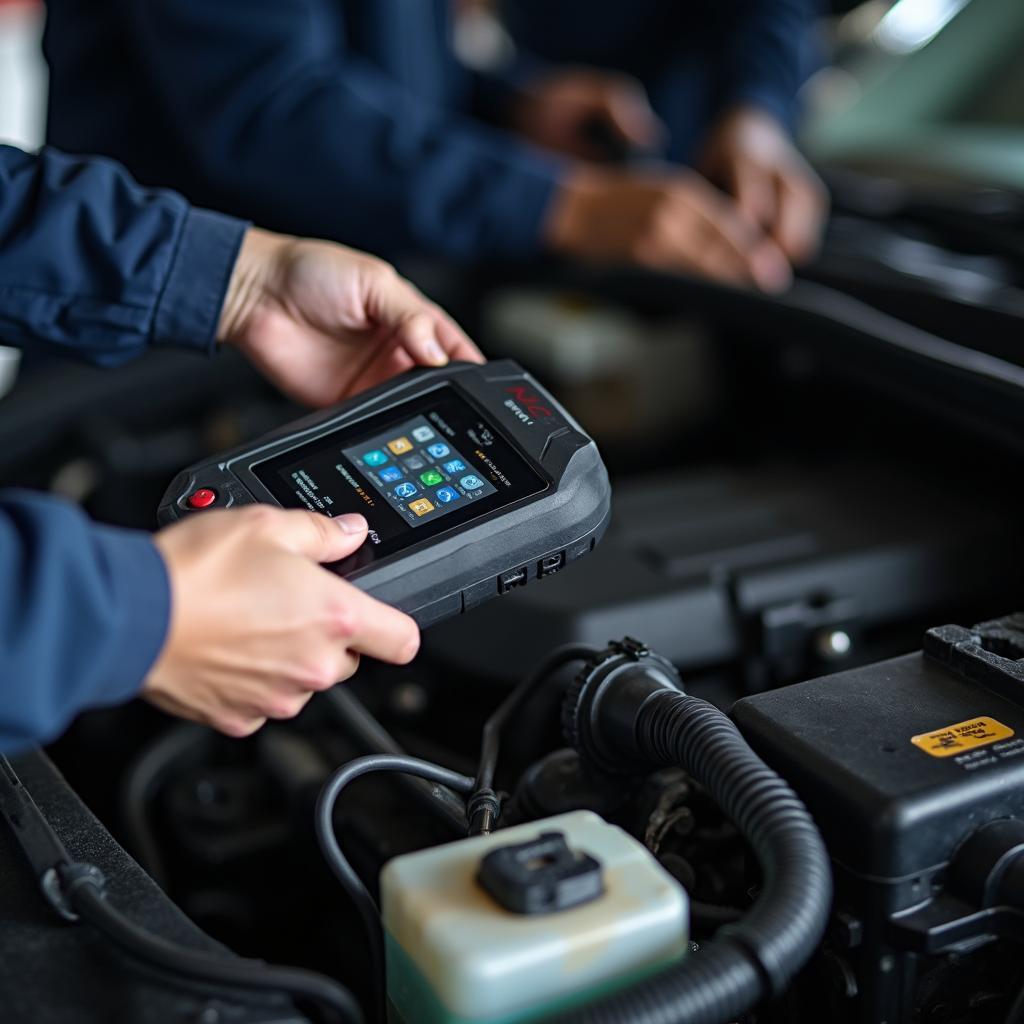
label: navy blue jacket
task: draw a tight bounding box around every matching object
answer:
[42,0,814,262]
[0,145,246,752]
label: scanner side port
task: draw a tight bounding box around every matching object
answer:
[498,567,528,593]
[539,553,565,578]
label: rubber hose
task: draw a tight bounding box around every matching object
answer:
[68,877,364,1023]
[559,690,831,1024]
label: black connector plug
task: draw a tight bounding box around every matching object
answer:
[562,638,683,776]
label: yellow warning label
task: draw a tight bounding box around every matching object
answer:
[911,717,1015,758]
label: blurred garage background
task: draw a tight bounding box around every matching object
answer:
[3,0,1024,809]
[2,2,1024,1021]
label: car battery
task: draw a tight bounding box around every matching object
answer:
[732,614,1024,1024]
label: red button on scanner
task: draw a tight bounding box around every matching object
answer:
[187,488,218,509]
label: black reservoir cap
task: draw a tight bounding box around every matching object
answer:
[477,831,604,915]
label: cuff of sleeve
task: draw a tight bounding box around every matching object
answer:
[471,51,550,125]
[88,526,172,709]
[488,158,567,260]
[152,207,248,355]
[726,85,798,135]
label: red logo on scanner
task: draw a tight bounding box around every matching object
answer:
[504,386,554,420]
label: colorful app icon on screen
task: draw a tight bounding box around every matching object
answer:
[394,482,418,499]
[378,466,404,483]
[427,443,450,459]
[403,455,426,471]
[412,426,435,443]
[409,498,435,517]
[442,459,466,474]
[420,469,444,487]
[460,474,485,490]
[387,437,414,455]
[435,486,460,504]
[362,450,388,467]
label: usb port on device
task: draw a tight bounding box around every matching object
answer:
[498,567,528,593]
[539,553,565,577]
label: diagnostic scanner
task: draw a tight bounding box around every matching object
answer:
[158,360,611,626]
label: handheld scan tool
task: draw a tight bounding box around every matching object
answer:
[158,361,611,626]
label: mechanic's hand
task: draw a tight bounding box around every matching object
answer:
[144,507,419,738]
[217,229,484,408]
[512,67,665,160]
[545,165,793,292]
[699,105,828,265]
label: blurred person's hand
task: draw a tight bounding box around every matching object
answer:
[699,105,828,265]
[512,67,665,160]
[145,507,419,737]
[217,229,484,408]
[545,165,793,292]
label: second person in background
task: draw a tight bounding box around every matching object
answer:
[43,0,827,294]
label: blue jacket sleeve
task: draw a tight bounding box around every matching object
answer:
[724,0,821,129]
[500,0,818,135]
[0,491,170,753]
[0,145,246,366]
[107,0,567,262]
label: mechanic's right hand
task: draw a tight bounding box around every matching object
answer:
[144,506,419,738]
[544,166,793,293]
[511,66,665,161]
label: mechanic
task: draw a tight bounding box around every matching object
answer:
[0,145,482,754]
[42,0,826,293]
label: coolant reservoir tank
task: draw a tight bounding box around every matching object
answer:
[380,810,688,1024]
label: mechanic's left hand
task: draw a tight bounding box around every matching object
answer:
[699,105,829,266]
[512,67,665,161]
[217,229,484,408]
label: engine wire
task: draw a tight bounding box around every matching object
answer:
[0,754,363,1024]
[314,754,476,1022]
[469,643,596,834]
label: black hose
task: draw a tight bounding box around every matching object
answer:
[322,687,468,834]
[66,875,364,1023]
[119,723,211,888]
[641,692,831,995]
[1,755,363,1024]
[315,754,476,1021]
[561,648,832,1024]
[688,901,743,928]
[470,643,596,834]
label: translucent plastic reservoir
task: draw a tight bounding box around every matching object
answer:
[380,810,688,1024]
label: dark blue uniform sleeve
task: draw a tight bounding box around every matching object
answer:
[102,0,566,262]
[0,146,243,751]
[0,491,170,753]
[0,145,246,366]
[725,0,821,129]
[501,0,817,135]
